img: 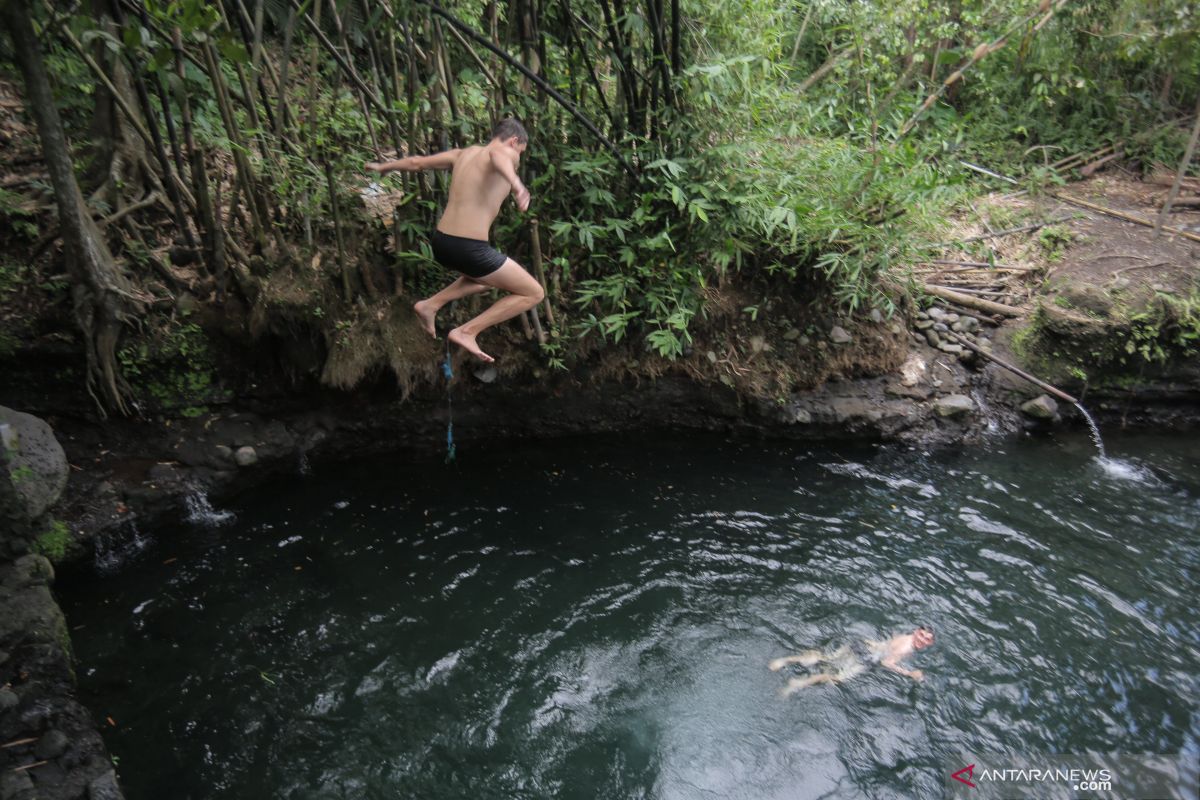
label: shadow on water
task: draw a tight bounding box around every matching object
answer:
[60,432,1200,800]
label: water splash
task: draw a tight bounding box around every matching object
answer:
[1073,402,1106,459]
[185,487,235,527]
[94,518,150,575]
[298,450,312,476]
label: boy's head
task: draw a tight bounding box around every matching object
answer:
[913,626,935,649]
[491,118,528,152]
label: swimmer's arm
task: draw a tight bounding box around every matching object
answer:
[366,149,461,174]
[490,147,531,211]
[881,657,924,682]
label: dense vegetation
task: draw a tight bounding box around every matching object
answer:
[1,0,1197,413]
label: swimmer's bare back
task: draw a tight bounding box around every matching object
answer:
[437,145,529,239]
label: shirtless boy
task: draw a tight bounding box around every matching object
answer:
[365,118,543,363]
[769,626,935,696]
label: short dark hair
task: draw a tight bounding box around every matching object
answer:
[491,117,528,144]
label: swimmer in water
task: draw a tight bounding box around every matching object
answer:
[769,627,935,695]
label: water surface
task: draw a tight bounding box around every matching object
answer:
[63,433,1200,799]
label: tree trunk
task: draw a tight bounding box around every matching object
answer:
[2,0,141,416]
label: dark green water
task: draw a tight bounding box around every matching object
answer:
[62,433,1200,799]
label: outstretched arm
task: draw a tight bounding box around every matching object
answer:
[366,149,461,175]
[881,656,924,682]
[490,146,530,212]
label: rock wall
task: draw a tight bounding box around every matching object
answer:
[1,414,124,800]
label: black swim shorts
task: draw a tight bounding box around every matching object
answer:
[431,230,507,279]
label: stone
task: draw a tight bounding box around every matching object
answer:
[962,316,980,332]
[928,306,946,320]
[0,771,36,800]
[924,330,941,347]
[234,446,258,467]
[1058,284,1115,316]
[899,353,927,387]
[783,328,801,341]
[0,407,68,519]
[939,343,964,354]
[889,322,904,335]
[915,319,935,330]
[933,322,949,332]
[87,771,122,800]
[749,335,766,354]
[214,445,233,462]
[869,308,884,324]
[950,321,964,332]
[473,365,498,384]
[957,349,976,364]
[944,313,959,323]
[934,394,974,417]
[1020,394,1059,420]
[798,335,811,346]
[916,310,929,320]
[829,326,852,344]
[789,408,812,425]
[0,648,8,664]
[34,729,70,760]
[706,350,718,363]
[0,686,17,712]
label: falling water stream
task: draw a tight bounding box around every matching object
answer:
[62,432,1199,799]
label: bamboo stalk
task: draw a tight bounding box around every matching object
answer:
[1155,93,1200,235]
[324,162,353,302]
[530,217,555,327]
[420,0,636,178]
[289,0,388,115]
[797,47,851,93]
[172,27,225,284]
[1,738,37,749]
[945,330,1077,404]
[900,0,1069,138]
[923,285,1022,317]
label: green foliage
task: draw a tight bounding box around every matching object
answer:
[1038,225,1074,262]
[118,322,224,413]
[34,519,71,563]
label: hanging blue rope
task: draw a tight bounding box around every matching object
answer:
[442,337,456,463]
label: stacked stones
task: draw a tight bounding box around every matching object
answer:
[911,307,993,365]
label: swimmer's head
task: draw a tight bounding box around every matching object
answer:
[913,626,935,649]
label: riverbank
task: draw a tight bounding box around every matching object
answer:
[1,173,1199,799]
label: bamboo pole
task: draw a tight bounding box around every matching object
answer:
[530,217,555,327]
[1155,94,1200,235]
[923,285,1022,317]
[944,331,1077,404]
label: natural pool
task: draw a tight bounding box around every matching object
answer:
[63,432,1200,799]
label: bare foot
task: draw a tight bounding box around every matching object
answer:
[413,300,437,338]
[448,328,494,363]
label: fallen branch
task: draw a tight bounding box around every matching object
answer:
[923,284,1022,317]
[1053,192,1200,244]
